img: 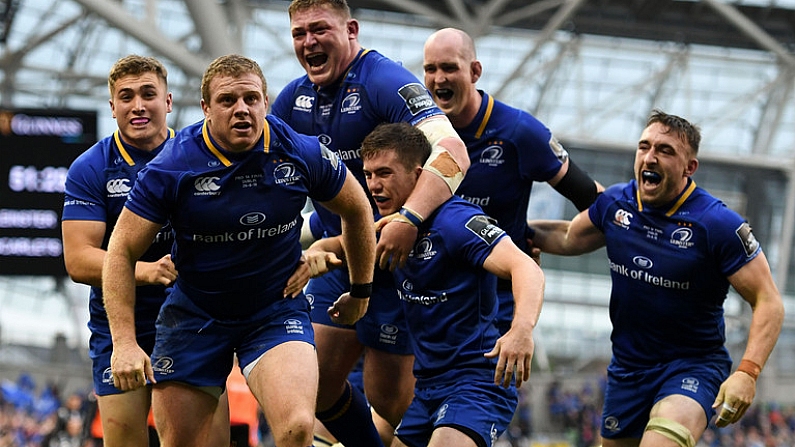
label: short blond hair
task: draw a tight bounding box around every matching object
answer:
[201,54,267,104]
[108,55,168,97]
[288,0,350,19]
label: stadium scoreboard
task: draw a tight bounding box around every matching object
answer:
[0,108,97,276]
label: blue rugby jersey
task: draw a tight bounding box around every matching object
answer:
[455,91,565,252]
[589,179,760,367]
[63,129,175,331]
[392,197,509,387]
[271,48,445,236]
[125,115,346,319]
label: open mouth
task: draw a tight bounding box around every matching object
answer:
[372,196,388,204]
[435,88,453,101]
[233,122,252,130]
[641,170,662,185]
[306,53,328,67]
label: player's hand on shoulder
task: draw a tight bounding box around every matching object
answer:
[328,293,369,325]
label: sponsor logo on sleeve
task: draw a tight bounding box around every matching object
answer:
[319,143,341,170]
[736,222,759,257]
[397,83,435,115]
[549,136,569,162]
[465,215,504,245]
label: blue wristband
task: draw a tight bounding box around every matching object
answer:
[399,206,423,227]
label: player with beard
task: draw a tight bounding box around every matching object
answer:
[528,110,783,447]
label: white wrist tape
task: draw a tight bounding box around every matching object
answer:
[417,117,465,193]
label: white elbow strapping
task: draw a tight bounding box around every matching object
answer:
[417,117,465,193]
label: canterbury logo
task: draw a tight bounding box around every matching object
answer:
[294,95,314,109]
[106,179,131,194]
[194,177,221,192]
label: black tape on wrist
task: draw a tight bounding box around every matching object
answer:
[349,282,373,298]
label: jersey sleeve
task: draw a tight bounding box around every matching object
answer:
[703,203,762,276]
[298,136,348,203]
[62,147,107,222]
[124,155,176,226]
[441,204,508,268]
[367,57,445,126]
[588,183,625,232]
[512,114,566,183]
[270,80,299,122]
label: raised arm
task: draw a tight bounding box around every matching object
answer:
[482,237,545,389]
[713,251,784,426]
[102,208,163,391]
[529,209,605,256]
[317,172,376,325]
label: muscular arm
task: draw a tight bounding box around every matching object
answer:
[529,210,605,255]
[63,219,176,288]
[102,208,162,389]
[729,252,784,373]
[713,251,784,426]
[317,172,376,324]
[62,220,108,287]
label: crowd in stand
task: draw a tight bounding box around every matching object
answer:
[1,372,794,447]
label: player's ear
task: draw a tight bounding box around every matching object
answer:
[347,19,359,39]
[684,158,698,177]
[471,60,482,83]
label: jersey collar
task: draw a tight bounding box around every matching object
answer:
[314,48,371,93]
[113,127,175,166]
[635,177,697,217]
[473,92,495,139]
[201,119,271,167]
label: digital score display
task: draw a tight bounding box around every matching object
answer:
[0,108,97,276]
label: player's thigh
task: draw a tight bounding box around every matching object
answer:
[641,394,707,447]
[363,348,414,420]
[429,426,479,447]
[152,382,220,447]
[247,340,317,434]
[97,388,151,447]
